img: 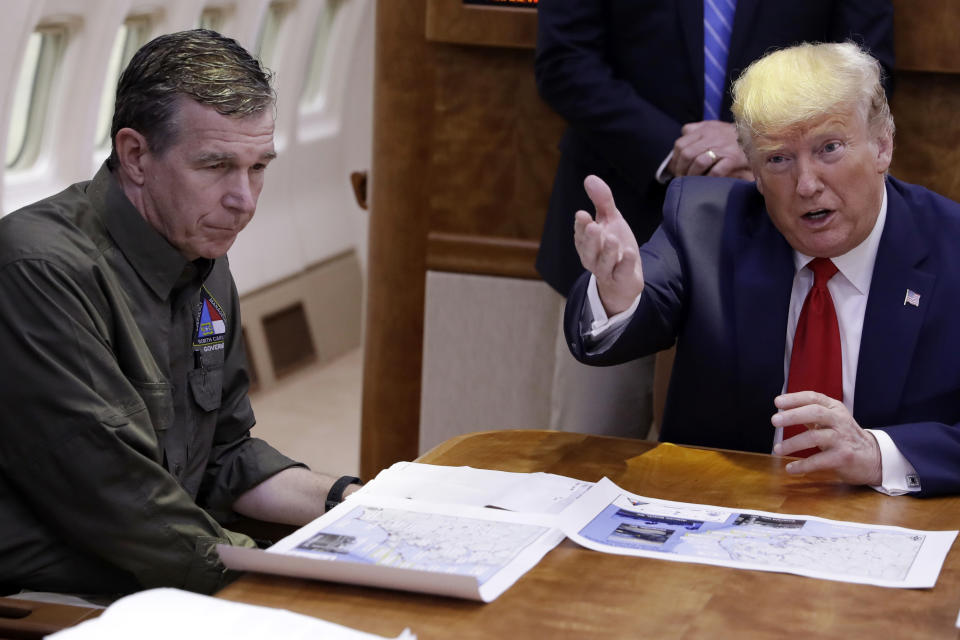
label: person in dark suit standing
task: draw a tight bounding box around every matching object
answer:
[567,41,960,496]
[536,1,894,439]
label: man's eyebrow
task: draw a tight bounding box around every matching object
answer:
[752,141,784,154]
[192,150,278,163]
[193,151,235,164]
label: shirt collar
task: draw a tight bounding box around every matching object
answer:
[98,163,214,300]
[792,183,888,295]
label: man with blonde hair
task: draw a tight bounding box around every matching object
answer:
[565,41,960,496]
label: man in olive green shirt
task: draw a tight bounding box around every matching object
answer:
[0,30,355,596]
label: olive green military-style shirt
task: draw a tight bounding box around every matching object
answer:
[0,164,302,595]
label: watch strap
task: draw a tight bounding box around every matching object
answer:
[325,475,362,512]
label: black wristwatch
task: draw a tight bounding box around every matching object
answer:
[325,475,362,512]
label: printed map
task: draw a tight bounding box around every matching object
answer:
[295,505,551,583]
[578,494,924,581]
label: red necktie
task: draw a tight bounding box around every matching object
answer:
[784,258,842,458]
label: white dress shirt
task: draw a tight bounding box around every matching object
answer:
[583,186,920,495]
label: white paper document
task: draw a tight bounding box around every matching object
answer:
[220,491,566,602]
[560,478,957,589]
[355,461,593,513]
[219,463,958,600]
[45,588,415,640]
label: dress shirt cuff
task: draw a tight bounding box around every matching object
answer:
[866,429,921,496]
[655,151,674,184]
[582,274,641,353]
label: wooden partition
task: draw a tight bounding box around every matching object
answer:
[361,0,960,479]
[360,0,562,478]
[888,1,960,199]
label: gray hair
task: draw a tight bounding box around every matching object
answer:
[108,29,275,165]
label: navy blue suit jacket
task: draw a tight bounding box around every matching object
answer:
[566,176,960,496]
[535,0,895,295]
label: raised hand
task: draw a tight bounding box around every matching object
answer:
[573,175,645,315]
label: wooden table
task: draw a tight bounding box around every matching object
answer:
[218,430,960,639]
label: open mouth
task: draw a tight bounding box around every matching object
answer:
[802,208,832,221]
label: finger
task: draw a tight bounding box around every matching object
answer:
[611,245,641,284]
[774,427,824,457]
[774,391,834,411]
[574,217,604,270]
[671,152,694,177]
[696,120,739,145]
[573,209,593,236]
[785,431,882,485]
[671,130,706,176]
[594,232,623,278]
[680,120,706,136]
[717,145,750,165]
[688,150,720,176]
[706,156,738,178]
[583,175,620,223]
[771,404,837,431]
[666,152,683,179]
[781,446,841,475]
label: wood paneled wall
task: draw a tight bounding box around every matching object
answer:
[361,1,561,478]
[361,0,960,479]
[888,1,960,200]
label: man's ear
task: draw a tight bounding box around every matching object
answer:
[113,128,150,186]
[875,128,894,174]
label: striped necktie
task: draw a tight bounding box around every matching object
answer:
[703,0,737,120]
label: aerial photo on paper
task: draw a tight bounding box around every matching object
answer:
[577,493,926,582]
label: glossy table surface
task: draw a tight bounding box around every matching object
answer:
[217,430,960,639]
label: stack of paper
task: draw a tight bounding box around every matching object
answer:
[46,588,414,640]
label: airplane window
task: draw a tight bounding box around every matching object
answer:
[256,1,292,73]
[301,0,343,106]
[95,16,153,150]
[199,7,226,32]
[6,27,66,169]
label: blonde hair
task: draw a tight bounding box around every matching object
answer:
[731,41,893,153]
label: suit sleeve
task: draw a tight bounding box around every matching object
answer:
[535,0,684,192]
[0,259,256,593]
[878,424,960,497]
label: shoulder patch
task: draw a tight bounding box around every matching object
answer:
[194,287,228,351]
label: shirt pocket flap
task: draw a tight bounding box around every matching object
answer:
[188,366,224,412]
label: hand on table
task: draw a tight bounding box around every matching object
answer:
[771,391,882,486]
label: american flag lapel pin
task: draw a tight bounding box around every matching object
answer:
[904,289,921,307]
